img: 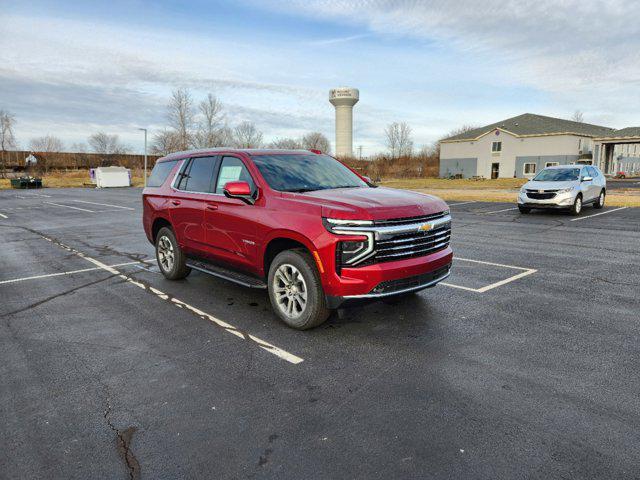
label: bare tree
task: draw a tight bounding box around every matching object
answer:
[233,121,263,148]
[385,122,413,158]
[571,110,585,123]
[301,132,331,153]
[151,129,180,156]
[269,137,302,149]
[444,124,478,138]
[0,110,17,178]
[168,88,195,150]
[30,135,64,152]
[88,132,130,154]
[71,142,88,153]
[194,93,225,148]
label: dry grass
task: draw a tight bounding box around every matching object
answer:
[0,170,146,189]
[381,177,528,190]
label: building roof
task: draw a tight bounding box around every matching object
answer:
[441,113,617,142]
[594,127,640,140]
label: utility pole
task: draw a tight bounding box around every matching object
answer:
[358,145,363,161]
[138,128,148,186]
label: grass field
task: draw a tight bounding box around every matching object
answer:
[1,172,639,207]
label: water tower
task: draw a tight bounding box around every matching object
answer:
[329,87,359,157]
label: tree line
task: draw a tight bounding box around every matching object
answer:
[150,88,331,155]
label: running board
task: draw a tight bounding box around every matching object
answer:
[186,259,267,289]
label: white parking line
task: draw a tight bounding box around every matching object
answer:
[72,200,135,210]
[44,201,96,213]
[16,192,52,198]
[481,207,519,214]
[447,201,476,206]
[569,207,628,222]
[38,235,304,365]
[441,257,537,293]
[0,261,146,285]
[0,213,7,219]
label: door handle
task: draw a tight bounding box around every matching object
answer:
[206,204,218,211]
[171,200,181,206]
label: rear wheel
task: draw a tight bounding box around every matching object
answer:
[594,190,605,209]
[570,194,583,216]
[518,205,531,214]
[156,227,191,280]
[268,249,330,330]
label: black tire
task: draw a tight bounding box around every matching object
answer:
[155,227,191,280]
[593,189,605,209]
[518,205,531,214]
[267,249,330,330]
[570,194,583,216]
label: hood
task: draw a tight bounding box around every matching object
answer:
[287,187,448,220]
[524,180,579,190]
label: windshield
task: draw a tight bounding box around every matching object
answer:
[251,154,368,192]
[533,168,581,182]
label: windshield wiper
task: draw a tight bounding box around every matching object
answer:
[284,187,320,193]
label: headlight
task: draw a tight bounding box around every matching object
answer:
[337,240,368,265]
[442,209,450,216]
[323,218,373,231]
[557,186,575,194]
[323,218,375,267]
[520,187,528,193]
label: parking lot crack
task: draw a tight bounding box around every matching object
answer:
[103,390,141,480]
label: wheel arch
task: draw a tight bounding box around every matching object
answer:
[262,231,318,278]
[151,217,173,243]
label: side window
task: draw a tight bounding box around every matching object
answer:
[215,156,254,193]
[147,160,178,187]
[581,168,589,179]
[179,156,218,193]
[588,166,598,177]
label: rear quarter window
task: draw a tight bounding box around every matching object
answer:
[147,160,178,187]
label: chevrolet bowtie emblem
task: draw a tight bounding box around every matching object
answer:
[539,189,544,193]
[419,223,433,232]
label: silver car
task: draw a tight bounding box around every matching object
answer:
[518,165,606,215]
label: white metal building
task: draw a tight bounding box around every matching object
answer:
[439,113,639,178]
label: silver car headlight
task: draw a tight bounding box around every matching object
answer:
[557,186,575,194]
[520,187,527,193]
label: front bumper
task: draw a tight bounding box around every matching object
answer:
[517,190,576,208]
[323,246,453,309]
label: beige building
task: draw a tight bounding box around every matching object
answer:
[439,113,639,179]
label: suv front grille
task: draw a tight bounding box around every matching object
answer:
[526,189,558,200]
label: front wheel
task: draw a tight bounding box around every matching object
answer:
[570,195,583,216]
[268,250,330,330]
[594,190,605,209]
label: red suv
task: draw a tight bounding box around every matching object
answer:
[142,149,452,329]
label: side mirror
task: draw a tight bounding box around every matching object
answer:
[223,181,255,205]
[581,176,593,182]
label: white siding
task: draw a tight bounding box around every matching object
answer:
[440,132,591,178]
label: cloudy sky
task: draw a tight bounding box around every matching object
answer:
[1,0,639,154]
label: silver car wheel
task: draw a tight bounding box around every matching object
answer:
[575,196,582,213]
[273,263,308,319]
[157,235,175,272]
[599,191,605,207]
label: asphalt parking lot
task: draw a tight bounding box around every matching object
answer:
[1,188,639,479]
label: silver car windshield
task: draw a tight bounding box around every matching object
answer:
[533,168,581,181]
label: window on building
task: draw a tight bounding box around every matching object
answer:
[545,162,559,167]
[523,163,537,175]
[492,141,502,152]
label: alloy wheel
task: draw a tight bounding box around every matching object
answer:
[273,263,308,319]
[157,235,175,272]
